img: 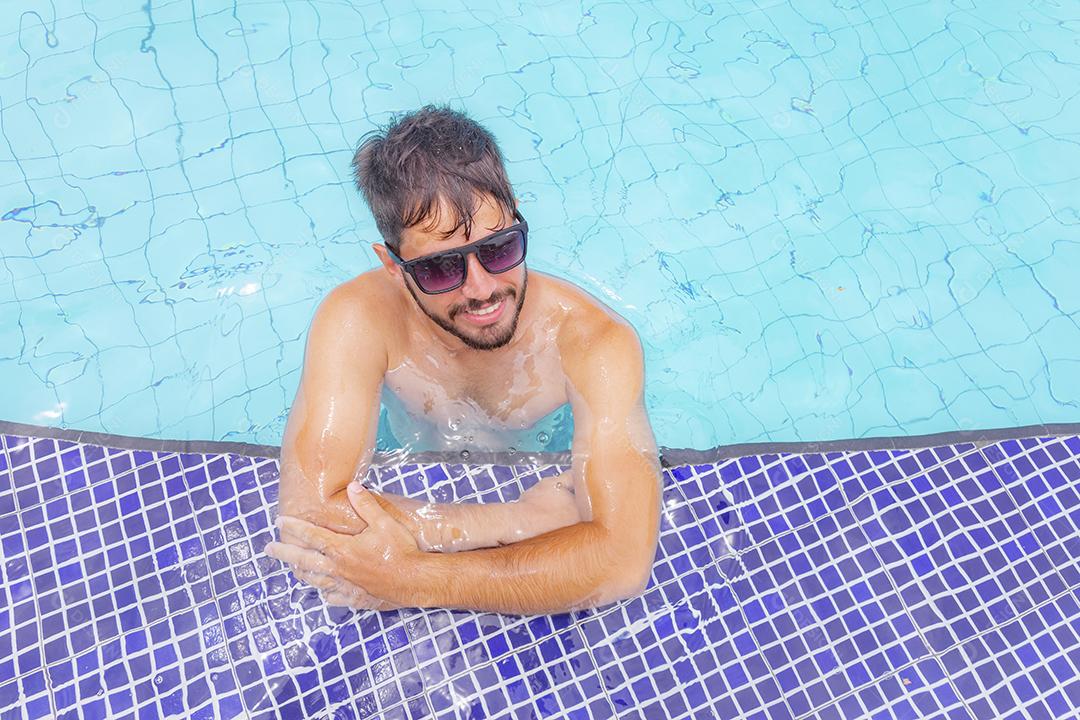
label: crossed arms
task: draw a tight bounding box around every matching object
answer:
[267,286,662,614]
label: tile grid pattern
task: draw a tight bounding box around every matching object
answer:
[4,1,1080,450]
[1,433,1078,719]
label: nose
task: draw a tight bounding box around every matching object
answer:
[459,253,498,300]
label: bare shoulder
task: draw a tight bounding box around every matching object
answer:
[306,270,399,361]
[539,272,643,383]
[541,274,655,467]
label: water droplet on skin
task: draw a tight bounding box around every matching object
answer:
[537,431,550,444]
[460,449,471,460]
[555,482,563,490]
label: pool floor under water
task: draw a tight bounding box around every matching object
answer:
[0,426,1078,719]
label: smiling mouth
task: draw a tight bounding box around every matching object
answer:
[467,301,501,316]
[460,298,506,325]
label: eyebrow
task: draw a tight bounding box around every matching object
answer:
[432,213,513,244]
[402,215,520,262]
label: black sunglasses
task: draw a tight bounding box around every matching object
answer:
[386,210,528,295]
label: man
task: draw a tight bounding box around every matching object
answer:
[264,105,661,615]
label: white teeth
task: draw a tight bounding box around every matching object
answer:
[469,301,501,316]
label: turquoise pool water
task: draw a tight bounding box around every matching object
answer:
[1,0,1078,450]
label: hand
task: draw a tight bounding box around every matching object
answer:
[277,518,400,611]
[265,482,427,607]
[290,564,402,611]
[276,499,388,609]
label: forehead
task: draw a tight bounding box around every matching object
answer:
[400,194,510,256]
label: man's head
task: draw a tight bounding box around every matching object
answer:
[351,105,527,352]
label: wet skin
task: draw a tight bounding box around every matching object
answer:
[266,194,663,614]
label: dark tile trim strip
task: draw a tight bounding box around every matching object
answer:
[2,419,1078,468]
[660,422,1080,465]
[0,419,573,467]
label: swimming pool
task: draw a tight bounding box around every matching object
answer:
[2,1,1079,718]
[3,0,1078,450]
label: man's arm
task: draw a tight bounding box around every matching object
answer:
[411,319,662,614]
[371,472,581,552]
[279,283,580,550]
[278,283,392,534]
[268,318,661,613]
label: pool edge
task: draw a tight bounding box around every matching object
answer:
[3,418,1078,467]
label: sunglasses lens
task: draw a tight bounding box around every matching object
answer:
[413,253,465,293]
[477,230,525,273]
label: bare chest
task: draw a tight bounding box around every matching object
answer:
[384,346,567,431]
[377,329,571,454]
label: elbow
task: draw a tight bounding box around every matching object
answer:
[559,523,656,610]
[618,563,653,600]
[592,571,650,608]
[604,523,658,602]
[629,564,653,596]
[596,554,653,606]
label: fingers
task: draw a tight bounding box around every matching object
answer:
[322,589,398,611]
[266,523,396,611]
[292,566,338,591]
[320,590,355,608]
[282,554,385,605]
[277,513,369,544]
[289,563,390,610]
[322,590,375,609]
[320,583,390,610]
[286,560,386,609]
[279,523,306,548]
[346,483,392,529]
[277,516,342,554]
[265,540,333,575]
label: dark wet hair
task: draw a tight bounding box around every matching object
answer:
[350,104,517,255]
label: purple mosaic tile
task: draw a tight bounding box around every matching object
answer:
[1,433,1079,717]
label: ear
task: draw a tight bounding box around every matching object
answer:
[371,243,402,279]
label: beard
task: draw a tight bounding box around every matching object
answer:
[404,270,528,351]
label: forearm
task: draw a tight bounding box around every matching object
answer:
[280,472,516,548]
[371,473,581,553]
[371,493,525,552]
[280,483,367,534]
[414,521,648,614]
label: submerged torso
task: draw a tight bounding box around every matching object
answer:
[368,268,582,453]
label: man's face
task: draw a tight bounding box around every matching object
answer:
[394,195,528,352]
